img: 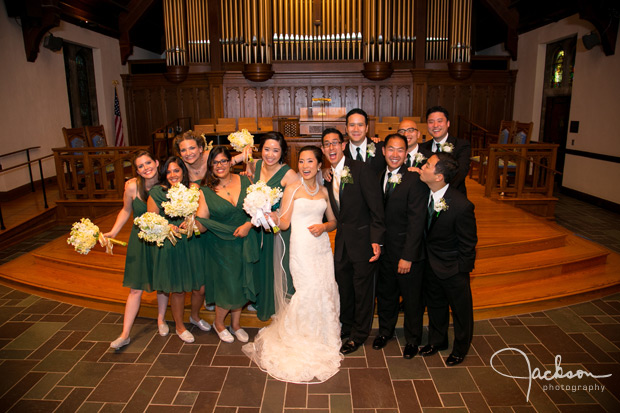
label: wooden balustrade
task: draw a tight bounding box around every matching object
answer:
[53,146,150,200]
[485,143,559,198]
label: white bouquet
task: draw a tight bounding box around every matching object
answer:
[161,183,201,238]
[228,129,254,162]
[134,212,181,247]
[243,180,283,233]
[67,217,126,255]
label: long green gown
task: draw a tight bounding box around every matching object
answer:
[252,160,294,321]
[122,197,154,291]
[197,175,259,310]
[149,185,204,293]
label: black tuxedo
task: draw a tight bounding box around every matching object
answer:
[344,138,386,174]
[376,169,427,345]
[326,157,385,344]
[420,135,471,195]
[405,145,433,168]
[424,185,477,357]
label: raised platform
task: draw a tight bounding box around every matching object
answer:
[0,178,619,326]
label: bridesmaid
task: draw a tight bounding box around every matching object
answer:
[106,151,170,349]
[246,132,298,321]
[175,130,248,182]
[175,130,248,315]
[148,156,206,343]
[195,147,259,343]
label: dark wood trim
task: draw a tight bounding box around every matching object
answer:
[559,187,620,214]
[414,0,427,68]
[207,0,223,71]
[565,149,620,164]
[5,0,61,62]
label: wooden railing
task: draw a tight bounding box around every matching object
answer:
[457,115,492,150]
[485,143,560,198]
[0,151,53,230]
[53,146,149,200]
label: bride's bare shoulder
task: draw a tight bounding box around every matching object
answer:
[284,180,302,195]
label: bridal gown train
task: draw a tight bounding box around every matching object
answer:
[242,198,343,383]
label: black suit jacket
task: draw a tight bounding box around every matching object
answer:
[420,135,471,195]
[379,169,427,264]
[344,138,386,174]
[326,157,386,262]
[425,186,477,279]
[408,145,433,168]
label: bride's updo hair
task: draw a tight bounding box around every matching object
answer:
[259,132,288,164]
[298,145,323,167]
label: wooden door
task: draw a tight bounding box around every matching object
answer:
[542,95,570,185]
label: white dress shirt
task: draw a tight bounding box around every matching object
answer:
[432,135,449,153]
[349,140,368,161]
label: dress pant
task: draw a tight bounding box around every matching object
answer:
[376,257,424,345]
[335,243,377,344]
[423,262,473,357]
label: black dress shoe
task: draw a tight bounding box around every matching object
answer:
[419,343,448,357]
[403,343,418,359]
[340,340,360,355]
[446,354,465,366]
[372,335,391,350]
[340,331,350,340]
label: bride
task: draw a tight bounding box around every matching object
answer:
[242,145,342,383]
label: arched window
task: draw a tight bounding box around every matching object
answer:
[551,49,564,88]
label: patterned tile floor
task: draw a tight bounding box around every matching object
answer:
[0,194,619,412]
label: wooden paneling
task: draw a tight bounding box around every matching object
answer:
[122,68,515,146]
[122,73,226,146]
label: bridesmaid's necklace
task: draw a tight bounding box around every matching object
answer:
[219,176,232,196]
[302,178,319,196]
[190,156,206,178]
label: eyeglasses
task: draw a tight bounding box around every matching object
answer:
[322,141,341,148]
[397,128,418,134]
[212,159,230,166]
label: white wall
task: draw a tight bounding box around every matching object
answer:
[0,7,132,192]
[512,14,620,204]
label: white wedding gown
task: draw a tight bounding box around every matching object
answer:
[243,198,343,383]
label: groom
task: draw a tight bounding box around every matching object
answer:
[322,128,386,355]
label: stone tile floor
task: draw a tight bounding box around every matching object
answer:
[0,195,619,412]
[0,287,618,412]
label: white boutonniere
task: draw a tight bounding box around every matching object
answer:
[434,198,449,217]
[440,143,454,153]
[413,152,426,167]
[388,173,402,188]
[367,142,376,158]
[340,166,353,185]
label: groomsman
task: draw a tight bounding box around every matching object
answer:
[322,128,386,355]
[397,119,432,170]
[372,134,427,359]
[419,106,471,195]
[418,153,477,366]
[343,108,386,173]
